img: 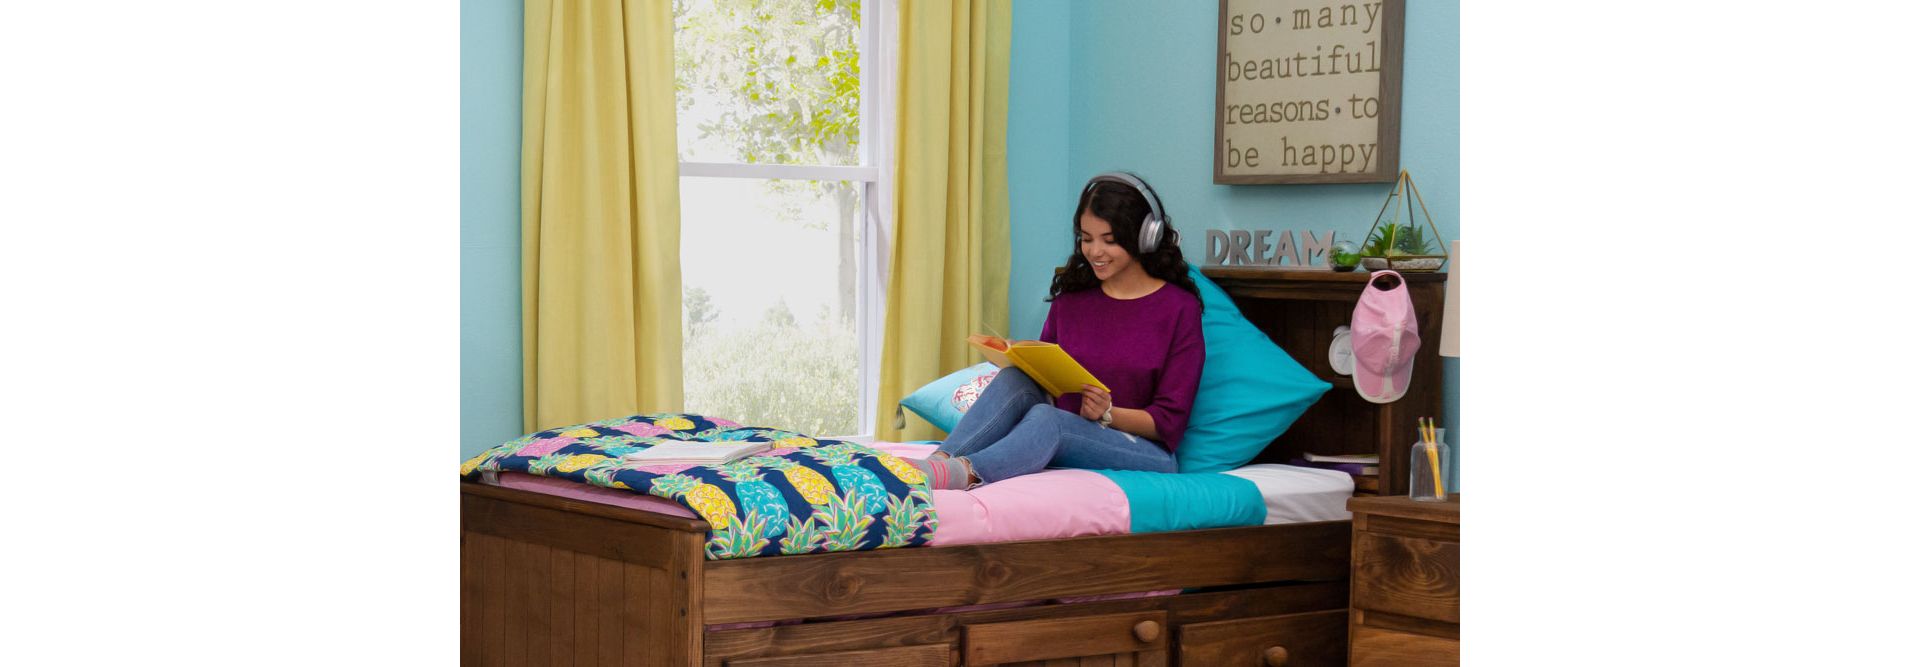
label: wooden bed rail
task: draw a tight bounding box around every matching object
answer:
[702,520,1351,624]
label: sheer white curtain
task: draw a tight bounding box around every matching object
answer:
[859,0,902,436]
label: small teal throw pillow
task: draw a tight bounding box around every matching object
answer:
[1178,266,1332,472]
[900,362,1001,434]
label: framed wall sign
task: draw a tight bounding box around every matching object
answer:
[1214,0,1405,184]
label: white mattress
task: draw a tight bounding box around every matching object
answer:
[1221,463,1355,524]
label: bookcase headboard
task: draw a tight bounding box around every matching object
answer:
[1201,267,1447,496]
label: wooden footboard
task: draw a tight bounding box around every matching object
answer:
[462,484,708,666]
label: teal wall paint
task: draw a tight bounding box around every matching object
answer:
[1007,0,1461,488]
[1008,0,1074,341]
[460,0,523,460]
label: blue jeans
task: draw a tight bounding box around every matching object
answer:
[936,368,1178,484]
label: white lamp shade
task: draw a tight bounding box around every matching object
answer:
[1440,240,1459,357]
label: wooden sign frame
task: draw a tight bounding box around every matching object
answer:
[1214,0,1405,184]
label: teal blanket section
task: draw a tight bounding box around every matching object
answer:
[1095,470,1267,534]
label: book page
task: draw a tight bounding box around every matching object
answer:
[967,334,1016,369]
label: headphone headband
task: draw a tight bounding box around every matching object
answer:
[1082,171,1170,253]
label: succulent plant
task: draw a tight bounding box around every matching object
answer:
[1391,224,1433,255]
[1361,224,1398,256]
[1363,223,1435,257]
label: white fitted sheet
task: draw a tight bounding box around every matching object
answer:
[1220,463,1355,524]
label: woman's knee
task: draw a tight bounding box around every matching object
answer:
[1022,404,1077,437]
[1023,402,1066,423]
[989,367,1041,395]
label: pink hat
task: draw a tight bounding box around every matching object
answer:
[1351,271,1420,404]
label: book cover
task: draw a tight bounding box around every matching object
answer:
[967,334,1107,397]
[1302,452,1380,464]
[1288,458,1380,476]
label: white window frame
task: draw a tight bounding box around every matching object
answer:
[675,0,896,440]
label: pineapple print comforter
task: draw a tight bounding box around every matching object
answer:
[460,413,937,560]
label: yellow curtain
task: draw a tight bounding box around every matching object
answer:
[876,0,1012,441]
[521,0,683,432]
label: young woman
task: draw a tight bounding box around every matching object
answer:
[909,172,1205,490]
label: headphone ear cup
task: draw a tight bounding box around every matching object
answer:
[1138,215,1163,254]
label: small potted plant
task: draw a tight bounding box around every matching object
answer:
[1330,240,1362,272]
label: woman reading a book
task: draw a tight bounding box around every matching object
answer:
[909,172,1205,490]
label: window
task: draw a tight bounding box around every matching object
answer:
[674,0,888,438]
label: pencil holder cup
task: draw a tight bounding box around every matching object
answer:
[1409,429,1449,502]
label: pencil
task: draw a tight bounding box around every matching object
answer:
[1422,418,1444,497]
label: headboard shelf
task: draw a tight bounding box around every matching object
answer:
[1204,266,1447,283]
[1205,267,1445,302]
[1200,266,1448,496]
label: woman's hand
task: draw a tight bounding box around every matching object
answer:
[1078,384,1112,422]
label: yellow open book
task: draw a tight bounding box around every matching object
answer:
[966,334,1108,398]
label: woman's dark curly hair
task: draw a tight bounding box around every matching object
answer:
[1048,173,1201,309]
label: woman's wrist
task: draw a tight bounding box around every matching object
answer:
[1097,407,1114,427]
[1101,407,1161,440]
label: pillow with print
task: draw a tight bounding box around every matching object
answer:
[900,362,1000,434]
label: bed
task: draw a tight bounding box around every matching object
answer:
[460,267,1448,666]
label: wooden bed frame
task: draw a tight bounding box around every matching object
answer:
[461,267,1447,666]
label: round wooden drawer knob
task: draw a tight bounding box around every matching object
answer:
[1264,645,1290,666]
[1132,620,1161,642]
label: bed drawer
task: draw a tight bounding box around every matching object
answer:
[724,643,950,666]
[963,610,1168,665]
[1177,609,1346,666]
[1349,626,1457,667]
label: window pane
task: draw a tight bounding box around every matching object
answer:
[673,0,862,166]
[680,177,862,436]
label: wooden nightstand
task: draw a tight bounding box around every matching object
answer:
[1347,494,1459,666]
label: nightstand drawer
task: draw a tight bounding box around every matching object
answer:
[1350,626,1457,667]
[1178,610,1345,666]
[1351,532,1458,623]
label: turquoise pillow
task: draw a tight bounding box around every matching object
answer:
[1177,266,1332,472]
[900,362,1000,434]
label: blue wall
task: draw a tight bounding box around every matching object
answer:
[1008,0,1461,487]
[460,0,524,460]
[1007,0,1075,340]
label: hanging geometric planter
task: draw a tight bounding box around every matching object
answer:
[1359,170,1450,272]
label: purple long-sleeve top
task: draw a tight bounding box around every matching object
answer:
[1039,283,1205,452]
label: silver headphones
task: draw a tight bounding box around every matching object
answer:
[1083,171,1171,254]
